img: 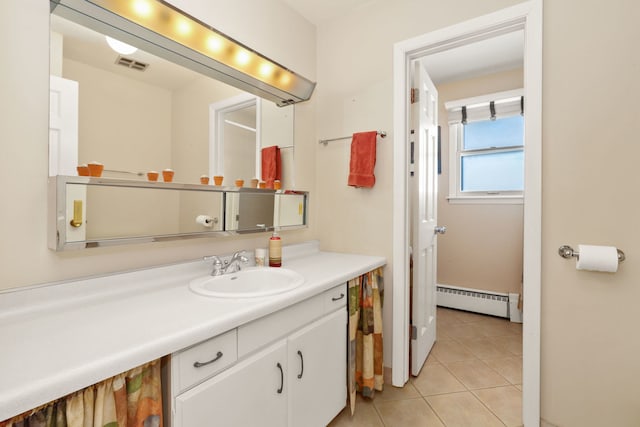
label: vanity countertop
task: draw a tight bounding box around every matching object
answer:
[0,241,385,421]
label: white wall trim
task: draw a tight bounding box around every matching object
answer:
[392,1,542,425]
[521,1,543,424]
[446,196,523,205]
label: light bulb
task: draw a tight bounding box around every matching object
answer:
[105,36,138,55]
[235,50,251,66]
[132,0,152,17]
[207,35,223,52]
[280,73,291,86]
[176,19,191,36]
[259,63,274,78]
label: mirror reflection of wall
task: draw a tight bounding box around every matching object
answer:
[73,184,224,241]
[210,95,294,189]
[275,194,306,228]
[49,14,295,186]
[220,101,257,185]
[224,191,275,232]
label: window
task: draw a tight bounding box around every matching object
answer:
[446,89,524,203]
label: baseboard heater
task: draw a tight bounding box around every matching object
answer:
[436,284,509,318]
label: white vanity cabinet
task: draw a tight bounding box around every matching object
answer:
[170,284,348,427]
[287,309,347,426]
[175,340,288,427]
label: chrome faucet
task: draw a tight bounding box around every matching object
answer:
[204,251,249,276]
[222,250,250,274]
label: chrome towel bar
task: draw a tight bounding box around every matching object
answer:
[319,131,386,146]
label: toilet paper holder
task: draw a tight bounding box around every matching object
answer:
[558,245,626,263]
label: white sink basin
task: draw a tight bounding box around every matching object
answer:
[189,267,305,298]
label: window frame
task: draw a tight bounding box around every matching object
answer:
[446,89,524,204]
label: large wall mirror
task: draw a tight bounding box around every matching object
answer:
[48,1,308,248]
[49,14,294,187]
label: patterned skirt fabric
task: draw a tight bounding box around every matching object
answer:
[348,267,384,415]
[1,360,163,427]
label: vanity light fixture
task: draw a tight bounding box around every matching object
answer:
[50,0,316,106]
[105,35,138,55]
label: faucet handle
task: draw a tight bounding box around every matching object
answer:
[203,255,222,265]
[231,250,249,261]
[204,255,224,276]
[234,250,250,263]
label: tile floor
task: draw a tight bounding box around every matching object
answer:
[328,307,523,427]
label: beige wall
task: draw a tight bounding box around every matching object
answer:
[437,69,524,295]
[316,0,640,425]
[0,0,316,291]
[541,1,640,426]
[314,0,524,383]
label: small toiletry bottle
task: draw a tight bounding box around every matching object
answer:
[255,248,266,267]
[269,232,282,267]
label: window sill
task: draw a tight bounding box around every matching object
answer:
[446,195,523,205]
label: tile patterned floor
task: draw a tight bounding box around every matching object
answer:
[328,307,523,427]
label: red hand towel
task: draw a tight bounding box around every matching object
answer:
[261,145,281,184]
[348,131,377,188]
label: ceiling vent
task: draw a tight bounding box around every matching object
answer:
[115,56,149,71]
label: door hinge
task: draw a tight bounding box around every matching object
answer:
[410,88,419,104]
[410,141,415,165]
[411,325,417,340]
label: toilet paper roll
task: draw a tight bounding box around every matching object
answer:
[576,244,618,272]
[195,215,213,228]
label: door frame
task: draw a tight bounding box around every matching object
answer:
[391,1,542,425]
[208,93,261,179]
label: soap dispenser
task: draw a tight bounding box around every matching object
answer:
[269,232,282,267]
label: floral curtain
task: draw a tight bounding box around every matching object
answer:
[1,360,163,427]
[348,267,384,415]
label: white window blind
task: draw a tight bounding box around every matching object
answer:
[445,88,523,124]
[446,89,525,203]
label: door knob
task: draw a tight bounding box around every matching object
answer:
[434,226,447,235]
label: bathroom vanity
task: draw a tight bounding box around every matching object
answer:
[0,241,385,425]
[171,283,347,426]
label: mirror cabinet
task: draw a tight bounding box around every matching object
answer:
[49,176,308,251]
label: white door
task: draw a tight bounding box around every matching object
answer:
[49,75,78,176]
[50,76,86,242]
[410,60,441,376]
